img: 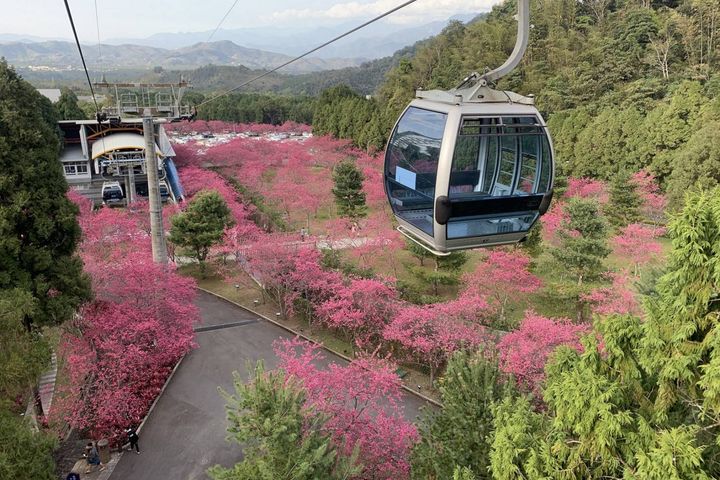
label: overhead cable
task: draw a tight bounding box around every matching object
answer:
[207,0,241,43]
[62,0,101,116]
[196,0,420,108]
[94,0,103,75]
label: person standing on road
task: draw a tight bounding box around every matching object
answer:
[126,427,140,454]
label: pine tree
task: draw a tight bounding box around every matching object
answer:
[412,351,511,479]
[519,222,543,257]
[405,238,433,266]
[0,410,57,480]
[489,187,720,479]
[331,159,367,220]
[551,198,610,287]
[0,58,89,479]
[169,189,234,276]
[208,362,358,480]
[605,170,642,229]
[0,59,90,331]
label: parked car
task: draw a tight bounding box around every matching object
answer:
[101,181,124,206]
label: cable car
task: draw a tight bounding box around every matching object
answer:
[383,0,553,255]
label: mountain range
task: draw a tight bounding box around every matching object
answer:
[103,14,475,59]
[0,14,475,73]
[0,40,359,74]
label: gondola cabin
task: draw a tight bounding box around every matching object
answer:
[384,83,554,254]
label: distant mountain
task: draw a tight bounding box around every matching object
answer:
[0,40,361,73]
[102,14,477,59]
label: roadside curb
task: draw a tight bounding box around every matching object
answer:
[99,353,188,480]
[137,353,188,436]
[197,287,443,408]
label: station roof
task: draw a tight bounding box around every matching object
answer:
[91,132,162,160]
[37,88,61,102]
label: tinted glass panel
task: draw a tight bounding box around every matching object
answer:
[447,212,538,239]
[446,115,551,240]
[385,107,447,236]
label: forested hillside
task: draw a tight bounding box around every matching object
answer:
[313,0,720,205]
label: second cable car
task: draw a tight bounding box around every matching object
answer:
[384,0,554,255]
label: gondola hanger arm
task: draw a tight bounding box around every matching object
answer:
[416,0,532,105]
[481,0,530,84]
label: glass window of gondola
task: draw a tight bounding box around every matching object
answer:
[385,107,447,236]
[446,115,552,240]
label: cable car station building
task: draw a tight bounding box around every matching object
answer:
[52,81,191,206]
[58,118,183,205]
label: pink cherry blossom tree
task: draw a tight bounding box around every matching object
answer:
[59,196,200,445]
[612,223,663,275]
[541,201,568,246]
[461,249,541,324]
[497,311,589,394]
[316,278,398,350]
[384,302,484,384]
[275,339,418,480]
[583,270,642,317]
[631,169,667,224]
[566,177,609,203]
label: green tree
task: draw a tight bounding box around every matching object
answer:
[405,238,433,267]
[169,189,234,276]
[0,290,50,407]
[605,169,642,228]
[453,467,477,480]
[412,351,511,480]
[0,59,90,331]
[0,410,57,480]
[54,87,86,120]
[331,159,367,220]
[489,187,720,479]
[519,222,543,257]
[666,97,720,207]
[208,363,359,480]
[406,251,468,297]
[551,198,610,287]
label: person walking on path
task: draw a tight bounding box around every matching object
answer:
[126,427,140,454]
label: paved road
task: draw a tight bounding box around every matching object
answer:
[110,291,430,480]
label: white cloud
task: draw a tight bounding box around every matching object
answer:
[265,0,502,25]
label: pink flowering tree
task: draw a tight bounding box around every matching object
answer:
[384,302,484,384]
[583,270,642,317]
[316,278,398,350]
[245,238,344,320]
[245,237,307,317]
[342,211,404,277]
[275,339,418,480]
[631,169,667,224]
[461,249,541,325]
[565,177,608,203]
[56,257,198,444]
[57,197,200,444]
[497,311,589,394]
[541,201,568,246]
[612,223,663,275]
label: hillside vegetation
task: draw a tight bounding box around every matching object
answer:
[313,0,720,205]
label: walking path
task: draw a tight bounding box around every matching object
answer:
[38,352,57,417]
[106,291,430,480]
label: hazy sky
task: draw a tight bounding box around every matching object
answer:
[2,0,503,41]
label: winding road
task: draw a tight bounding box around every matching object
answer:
[108,291,431,480]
